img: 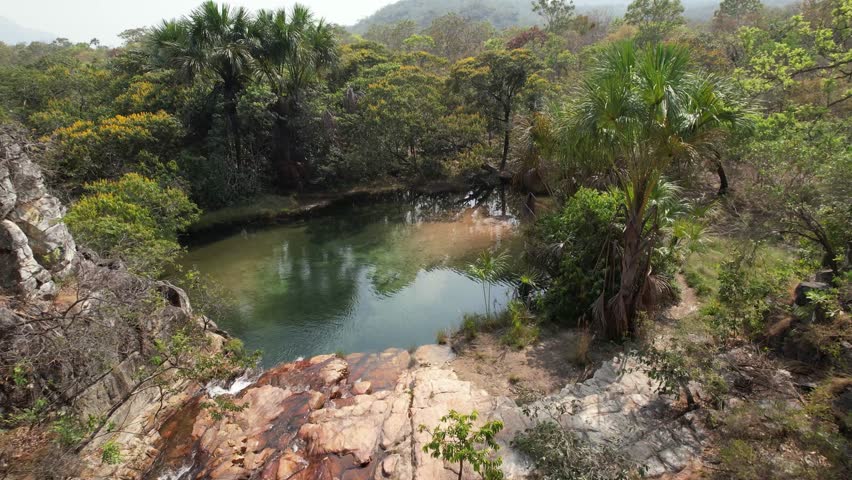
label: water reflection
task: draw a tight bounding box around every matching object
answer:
[181,189,523,367]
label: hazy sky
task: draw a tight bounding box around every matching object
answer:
[3,0,398,46]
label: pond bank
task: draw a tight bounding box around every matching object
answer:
[187,180,472,238]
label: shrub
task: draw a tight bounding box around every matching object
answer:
[100,440,122,465]
[513,421,640,479]
[65,173,200,276]
[502,300,539,349]
[707,242,802,339]
[527,188,620,324]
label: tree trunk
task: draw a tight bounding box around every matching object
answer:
[458,460,464,480]
[500,107,511,171]
[271,97,304,190]
[223,87,242,166]
[715,159,729,196]
[612,213,643,339]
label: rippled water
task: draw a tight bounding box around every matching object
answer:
[180,190,525,367]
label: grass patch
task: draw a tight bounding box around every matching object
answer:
[714,400,849,479]
[683,236,801,299]
[682,237,731,297]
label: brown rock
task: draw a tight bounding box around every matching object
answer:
[309,391,326,410]
[277,451,308,479]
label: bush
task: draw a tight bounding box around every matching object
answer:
[65,173,200,276]
[707,242,802,338]
[48,111,183,186]
[502,300,539,349]
[528,188,620,324]
[100,440,122,465]
[513,421,641,479]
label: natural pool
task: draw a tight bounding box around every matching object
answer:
[180,190,525,367]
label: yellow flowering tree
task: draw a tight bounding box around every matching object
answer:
[49,111,183,185]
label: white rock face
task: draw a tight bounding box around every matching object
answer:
[0,126,76,297]
[0,219,55,295]
[523,356,706,477]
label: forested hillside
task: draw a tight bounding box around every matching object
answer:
[350,0,798,32]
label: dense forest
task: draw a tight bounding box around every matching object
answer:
[0,0,850,478]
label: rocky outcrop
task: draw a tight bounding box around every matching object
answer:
[140,346,706,480]
[0,125,75,298]
[525,356,706,477]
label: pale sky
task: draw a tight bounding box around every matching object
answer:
[2,0,398,46]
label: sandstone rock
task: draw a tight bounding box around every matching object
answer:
[413,344,455,367]
[276,451,308,479]
[353,380,372,395]
[141,350,706,480]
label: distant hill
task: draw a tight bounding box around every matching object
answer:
[0,17,56,45]
[350,0,797,33]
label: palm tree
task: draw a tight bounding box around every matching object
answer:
[147,1,254,165]
[251,5,338,189]
[548,41,751,339]
[467,249,510,320]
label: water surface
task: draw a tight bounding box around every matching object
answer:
[181,190,523,367]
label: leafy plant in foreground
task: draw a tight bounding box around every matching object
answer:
[419,410,505,480]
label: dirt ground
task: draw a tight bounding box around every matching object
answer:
[450,327,622,400]
[450,275,700,401]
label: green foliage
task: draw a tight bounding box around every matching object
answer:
[51,413,100,447]
[513,421,641,480]
[419,410,505,480]
[736,111,851,272]
[100,440,122,465]
[709,242,801,338]
[450,48,542,168]
[624,0,686,43]
[502,300,540,349]
[65,173,200,276]
[153,330,260,385]
[529,187,620,324]
[3,398,48,428]
[200,397,249,421]
[531,0,576,33]
[733,1,852,106]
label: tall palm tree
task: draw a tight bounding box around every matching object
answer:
[251,5,338,189]
[548,41,751,339]
[147,1,254,165]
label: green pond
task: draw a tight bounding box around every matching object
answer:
[180,190,526,367]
